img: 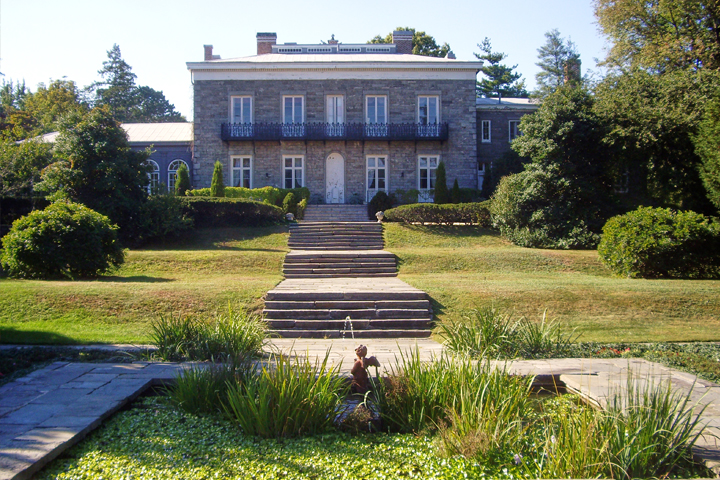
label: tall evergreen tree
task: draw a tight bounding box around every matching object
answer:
[175,163,191,196]
[535,29,581,98]
[434,161,450,204]
[475,38,528,99]
[210,161,225,197]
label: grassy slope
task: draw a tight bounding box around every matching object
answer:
[385,224,720,343]
[0,227,288,344]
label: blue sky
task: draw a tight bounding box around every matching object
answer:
[1,0,607,120]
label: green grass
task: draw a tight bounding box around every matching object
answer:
[0,227,288,344]
[384,223,720,342]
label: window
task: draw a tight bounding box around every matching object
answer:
[418,96,439,124]
[418,155,439,190]
[509,120,521,142]
[283,96,304,136]
[284,156,304,188]
[168,159,189,192]
[146,159,160,194]
[481,120,491,143]
[366,95,387,136]
[366,156,387,202]
[231,96,252,123]
[326,95,344,136]
[232,156,252,188]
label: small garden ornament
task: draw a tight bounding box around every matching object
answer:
[350,344,380,394]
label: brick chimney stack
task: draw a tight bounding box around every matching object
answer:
[564,57,582,85]
[257,32,277,55]
[393,30,414,54]
[204,45,213,61]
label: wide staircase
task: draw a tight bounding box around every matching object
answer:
[263,204,433,338]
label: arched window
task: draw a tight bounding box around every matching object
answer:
[146,160,160,194]
[168,159,189,192]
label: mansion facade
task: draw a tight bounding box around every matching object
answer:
[185,32,537,203]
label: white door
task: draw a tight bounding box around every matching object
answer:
[325,153,345,204]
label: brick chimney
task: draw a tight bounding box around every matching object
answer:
[328,34,338,45]
[204,45,213,61]
[393,30,414,54]
[257,32,277,55]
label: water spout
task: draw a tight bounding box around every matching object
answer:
[342,316,355,340]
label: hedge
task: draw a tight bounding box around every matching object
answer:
[178,197,284,228]
[188,186,310,207]
[598,206,720,279]
[383,201,492,227]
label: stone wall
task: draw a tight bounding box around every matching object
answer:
[476,107,535,168]
[193,78,477,202]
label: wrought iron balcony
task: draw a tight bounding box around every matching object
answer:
[220,122,449,142]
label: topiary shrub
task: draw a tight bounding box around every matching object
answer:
[175,163,191,196]
[368,191,394,220]
[434,161,450,204]
[178,197,283,228]
[598,206,720,278]
[282,192,298,216]
[383,202,492,227]
[490,165,600,249]
[0,201,124,279]
[210,161,225,198]
[451,179,461,204]
[188,186,310,207]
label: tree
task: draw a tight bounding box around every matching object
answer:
[368,27,451,57]
[0,80,36,140]
[535,29,581,98]
[594,0,720,71]
[175,162,191,196]
[475,38,528,99]
[451,179,461,204]
[695,87,720,209]
[210,161,225,197]
[0,139,53,226]
[88,44,185,122]
[36,106,151,242]
[23,80,88,134]
[433,161,450,204]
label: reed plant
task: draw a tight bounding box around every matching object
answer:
[167,362,245,415]
[439,307,577,359]
[223,351,348,438]
[150,305,267,363]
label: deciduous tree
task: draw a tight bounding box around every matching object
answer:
[368,27,451,57]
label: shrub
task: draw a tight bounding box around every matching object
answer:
[136,194,193,243]
[393,188,420,204]
[296,198,308,220]
[282,192,297,216]
[383,201,491,227]
[175,162,191,196]
[223,352,348,438]
[367,190,393,220]
[434,160,450,204]
[178,197,283,228]
[598,206,720,278]
[451,179,461,203]
[149,305,267,364]
[210,161,225,197]
[0,201,124,279]
[490,164,600,249]
[188,186,310,207]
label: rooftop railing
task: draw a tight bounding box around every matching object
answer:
[220,122,449,142]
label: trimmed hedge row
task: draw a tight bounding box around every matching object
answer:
[383,201,492,227]
[188,186,310,207]
[598,206,720,279]
[178,197,284,228]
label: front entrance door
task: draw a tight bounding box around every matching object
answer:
[325,153,345,204]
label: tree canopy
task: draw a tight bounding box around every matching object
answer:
[534,29,581,97]
[87,44,185,123]
[475,38,528,99]
[595,0,720,71]
[368,27,451,57]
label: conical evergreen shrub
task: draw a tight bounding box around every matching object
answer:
[210,161,225,197]
[175,163,191,196]
[434,161,450,204]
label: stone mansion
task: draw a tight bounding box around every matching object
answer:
[181,32,537,203]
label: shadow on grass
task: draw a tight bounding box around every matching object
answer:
[137,226,290,252]
[95,276,174,283]
[0,328,78,345]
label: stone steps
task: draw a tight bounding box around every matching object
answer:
[272,329,432,338]
[302,205,370,222]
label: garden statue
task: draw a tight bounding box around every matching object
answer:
[350,344,380,394]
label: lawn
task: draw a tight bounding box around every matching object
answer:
[1,223,719,344]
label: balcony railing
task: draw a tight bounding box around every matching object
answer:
[221,122,449,142]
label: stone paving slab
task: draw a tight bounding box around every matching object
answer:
[1,342,720,478]
[267,277,427,294]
